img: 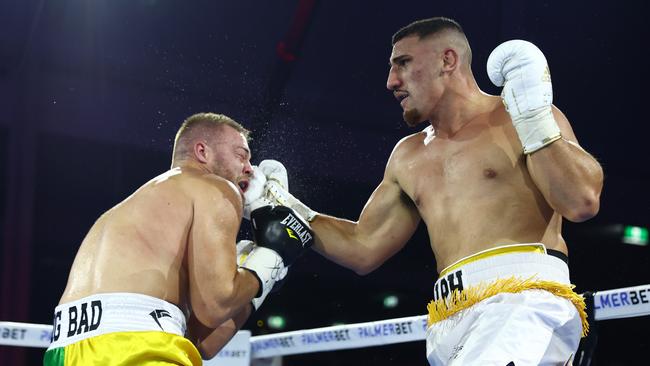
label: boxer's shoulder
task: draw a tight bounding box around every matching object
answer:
[201,177,243,220]
[381,130,430,188]
[154,169,242,214]
[147,168,233,198]
[389,129,428,161]
[195,174,241,204]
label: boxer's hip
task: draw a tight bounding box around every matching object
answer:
[427,243,587,336]
[44,292,200,366]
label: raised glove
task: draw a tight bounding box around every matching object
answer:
[487,39,561,154]
[238,244,287,310]
[236,240,287,310]
[236,240,255,266]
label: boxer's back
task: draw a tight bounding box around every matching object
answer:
[59,168,205,309]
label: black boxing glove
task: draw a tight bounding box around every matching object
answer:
[250,205,314,266]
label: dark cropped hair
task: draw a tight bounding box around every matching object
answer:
[392,17,465,45]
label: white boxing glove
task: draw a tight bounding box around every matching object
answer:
[238,244,288,310]
[487,39,561,154]
[259,160,289,191]
[236,240,255,266]
[247,159,317,223]
[265,180,317,223]
[242,166,273,220]
[259,160,317,222]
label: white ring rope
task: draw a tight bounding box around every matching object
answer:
[1,284,649,358]
[251,314,428,358]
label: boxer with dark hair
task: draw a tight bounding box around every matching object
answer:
[248,17,603,365]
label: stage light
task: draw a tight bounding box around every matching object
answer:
[622,225,648,246]
[383,295,399,308]
[267,315,286,330]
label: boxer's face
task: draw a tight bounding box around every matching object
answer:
[210,126,253,196]
[387,35,445,126]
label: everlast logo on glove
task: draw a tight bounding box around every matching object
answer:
[280,213,313,246]
[251,205,314,267]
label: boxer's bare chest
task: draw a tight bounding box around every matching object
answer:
[396,121,529,227]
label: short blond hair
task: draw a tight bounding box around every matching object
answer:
[172,113,250,162]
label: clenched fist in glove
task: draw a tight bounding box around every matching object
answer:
[487,40,562,154]
[243,160,318,223]
[236,239,287,310]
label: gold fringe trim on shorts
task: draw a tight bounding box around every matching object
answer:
[426,276,589,337]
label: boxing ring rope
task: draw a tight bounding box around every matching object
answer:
[1,284,649,360]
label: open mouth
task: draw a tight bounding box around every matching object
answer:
[394,92,409,105]
[238,180,249,193]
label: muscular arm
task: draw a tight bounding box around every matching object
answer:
[311,154,421,275]
[188,178,259,328]
[187,304,252,360]
[526,106,604,222]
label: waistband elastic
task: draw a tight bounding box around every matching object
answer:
[433,244,570,303]
[48,292,187,349]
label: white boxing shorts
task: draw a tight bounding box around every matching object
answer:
[425,244,587,366]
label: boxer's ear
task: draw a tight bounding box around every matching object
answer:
[194,141,210,163]
[441,48,459,73]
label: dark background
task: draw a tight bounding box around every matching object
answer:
[1,1,649,365]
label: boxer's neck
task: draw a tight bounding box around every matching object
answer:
[428,85,492,138]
